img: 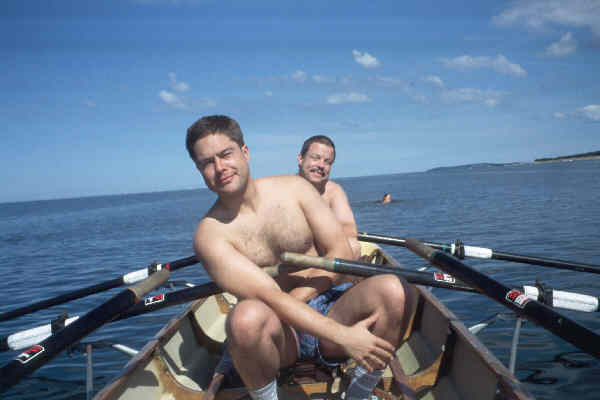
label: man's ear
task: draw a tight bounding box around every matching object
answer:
[297,154,303,167]
[242,144,250,161]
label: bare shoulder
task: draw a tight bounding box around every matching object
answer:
[325,180,346,196]
[258,174,318,196]
[324,180,349,202]
[194,213,224,247]
[193,205,233,261]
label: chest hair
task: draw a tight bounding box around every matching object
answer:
[233,203,313,266]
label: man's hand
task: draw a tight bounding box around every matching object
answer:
[341,312,395,372]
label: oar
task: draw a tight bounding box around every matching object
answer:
[0,281,221,352]
[0,256,197,322]
[277,253,478,292]
[276,254,600,313]
[0,269,170,392]
[357,232,600,274]
[404,238,600,359]
[4,274,598,353]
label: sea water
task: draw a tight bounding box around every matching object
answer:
[1,159,599,399]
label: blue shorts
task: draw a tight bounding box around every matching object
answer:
[296,282,353,366]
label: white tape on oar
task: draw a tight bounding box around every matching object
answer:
[123,264,163,285]
[523,286,599,313]
[463,245,493,259]
[7,316,80,351]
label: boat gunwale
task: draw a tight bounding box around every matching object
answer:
[375,245,533,399]
[93,298,210,399]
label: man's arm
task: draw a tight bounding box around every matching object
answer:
[327,181,361,259]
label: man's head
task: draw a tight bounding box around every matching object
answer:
[298,135,336,190]
[186,115,245,161]
[186,115,250,196]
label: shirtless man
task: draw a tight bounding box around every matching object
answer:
[297,135,361,259]
[186,115,412,400]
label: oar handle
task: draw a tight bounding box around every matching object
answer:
[280,252,336,271]
[128,269,171,299]
[405,239,436,260]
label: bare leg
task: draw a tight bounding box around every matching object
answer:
[318,274,413,362]
[225,299,299,390]
[319,274,414,399]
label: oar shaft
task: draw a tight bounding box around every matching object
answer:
[405,238,600,359]
[491,250,600,273]
[0,256,198,322]
[358,232,600,274]
[279,253,478,293]
[0,279,123,323]
[115,282,221,320]
[0,269,170,392]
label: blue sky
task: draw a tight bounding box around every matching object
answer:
[1,0,599,203]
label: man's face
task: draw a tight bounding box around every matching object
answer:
[193,133,250,196]
[298,142,334,187]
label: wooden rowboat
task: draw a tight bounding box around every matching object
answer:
[93,242,533,400]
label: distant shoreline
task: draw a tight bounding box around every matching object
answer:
[534,151,600,163]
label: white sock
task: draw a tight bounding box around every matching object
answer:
[248,379,278,400]
[346,365,384,400]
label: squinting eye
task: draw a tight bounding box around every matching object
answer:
[199,159,213,169]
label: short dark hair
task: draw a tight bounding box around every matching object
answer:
[186,115,245,160]
[299,135,336,162]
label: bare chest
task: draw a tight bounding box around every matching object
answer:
[231,203,314,266]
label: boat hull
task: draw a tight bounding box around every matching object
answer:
[94,242,532,400]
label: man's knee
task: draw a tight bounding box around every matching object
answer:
[371,274,408,314]
[226,299,273,345]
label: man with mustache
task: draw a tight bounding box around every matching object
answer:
[187,115,412,400]
[297,135,361,259]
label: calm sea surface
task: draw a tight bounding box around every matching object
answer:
[1,160,599,399]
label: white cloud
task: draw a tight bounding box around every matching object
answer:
[312,74,335,83]
[168,72,190,92]
[424,75,445,88]
[159,90,185,109]
[82,100,96,108]
[493,0,600,37]
[352,50,380,68]
[440,54,527,77]
[264,91,273,97]
[578,104,600,121]
[553,111,567,119]
[441,88,508,107]
[291,70,307,82]
[327,92,371,104]
[546,32,577,56]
